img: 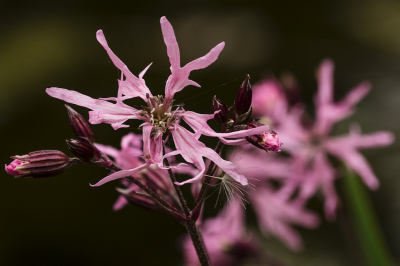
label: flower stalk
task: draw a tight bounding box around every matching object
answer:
[162,146,191,217]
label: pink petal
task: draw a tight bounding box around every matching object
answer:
[113,195,128,211]
[250,185,319,251]
[160,17,225,100]
[313,152,338,221]
[329,147,380,189]
[120,133,143,152]
[328,129,395,150]
[326,128,394,189]
[183,42,225,72]
[170,126,248,185]
[160,16,181,70]
[151,133,163,164]
[316,59,334,105]
[341,81,371,107]
[96,30,152,100]
[232,149,292,181]
[94,143,120,158]
[46,87,142,129]
[90,163,149,187]
[142,124,155,163]
[181,111,272,144]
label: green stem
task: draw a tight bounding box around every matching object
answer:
[342,166,395,266]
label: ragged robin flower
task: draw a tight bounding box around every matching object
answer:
[46,16,271,187]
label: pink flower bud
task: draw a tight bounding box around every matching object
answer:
[65,104,95,142]
[5,150,73,178]
[245,121,282,152]
[212,95,229,124]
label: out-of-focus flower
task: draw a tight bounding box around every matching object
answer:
[229,147,318,250]
[245,121,282,152]
[46,16,271,188]
[182,203,259,266]
[5,150,73,178]
[250,185,319,251]
[252,59,395,220]
[251,78,288,124]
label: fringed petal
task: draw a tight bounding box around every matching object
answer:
[90,163,149,187]
[160,17,225,100]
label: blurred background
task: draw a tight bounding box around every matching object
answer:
[0,0,399,265]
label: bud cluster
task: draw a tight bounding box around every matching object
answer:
[5,105,113,179]
[65,105,112,167]
[212,75,253,131]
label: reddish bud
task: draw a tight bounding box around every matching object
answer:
[66,137,102,163]
[212,96,229,124]
[65,105,94,142]
[245,121,282,152]
[5,150,73,178]
[233,75,252,123]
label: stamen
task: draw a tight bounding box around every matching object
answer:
[150,114,154,124]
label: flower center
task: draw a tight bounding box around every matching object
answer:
[141,95,180,133]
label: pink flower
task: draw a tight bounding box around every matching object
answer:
[182,203,259,266]
[229,147,318,250]
[253,59,395,220]
[46,16,271,187]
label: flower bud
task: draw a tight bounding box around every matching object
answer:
[66,137,102,163]
[5,150,73,178]
[233,75,252,123]
[65,104,94,142]
[245,121,282,152]
[212,95,229,124]
[116,187,160,210]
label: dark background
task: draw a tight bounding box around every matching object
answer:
[1,0,399,265]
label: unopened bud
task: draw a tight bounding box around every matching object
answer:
[212,96,229,124]
[65,105,94,142]
[116,187,159,210]
[233,75,252,123]
[245,121,282,152]
[66,137,102,163]
[5,150,73,178]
